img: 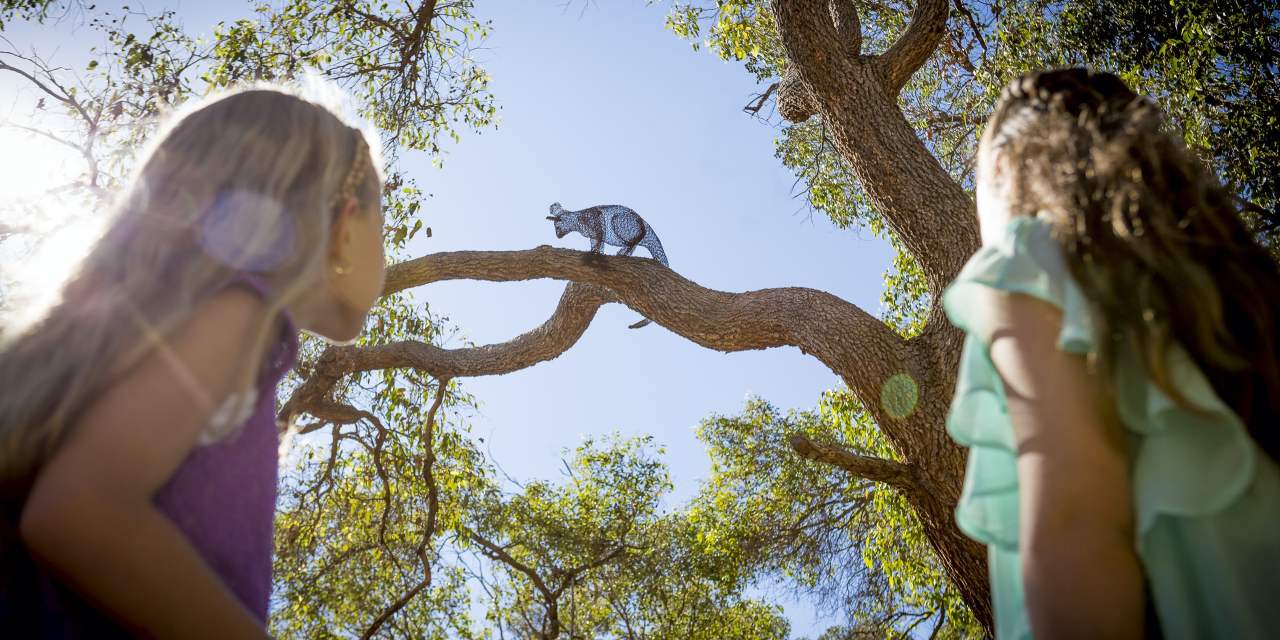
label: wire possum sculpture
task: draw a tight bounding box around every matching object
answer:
[546,202,668,329]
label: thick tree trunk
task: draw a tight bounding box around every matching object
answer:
[771,0,991,631]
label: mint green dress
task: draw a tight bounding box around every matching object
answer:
[942,216,1280,640]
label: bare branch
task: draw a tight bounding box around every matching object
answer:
[879,0,949,94]
[416,378,448,563]
[0,121,84,154]
[743,81,779,116]
[928,605,948,640]
[789,433,919,493]
[388,248,907,384]
[0,58,89,124]
[297,400,365,429]
[371,412,396,549]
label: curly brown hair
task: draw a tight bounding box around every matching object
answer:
[985,67,1279,462]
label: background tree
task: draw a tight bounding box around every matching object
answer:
[456,434,792,640]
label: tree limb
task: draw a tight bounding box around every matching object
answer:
[743,81,779,116]
[357,379,448,639]
[401,0,440,66]
[789,433,919,493]
[280,281,615,424]
[416,378,448,565]
[879,0,949,94]
[771,0,979,293]
[0,57,93,124]
[552,544,628,598]
[390,248,908,389]
[829,0,861,58]
[466,528,555,603]
[359,575,431,640]
[282,248,908,433]
[770,0,849,97]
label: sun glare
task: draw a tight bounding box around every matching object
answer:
[1,127,104,331]
[0,127,81,200]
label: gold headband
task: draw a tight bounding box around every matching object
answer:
[333,132,369,208]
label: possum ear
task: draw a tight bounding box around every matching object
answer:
[549,202,563,214]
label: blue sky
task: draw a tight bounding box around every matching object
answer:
[4,1,896,634]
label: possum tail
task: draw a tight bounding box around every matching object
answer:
[640,230,668,267]
[629,230,668,329]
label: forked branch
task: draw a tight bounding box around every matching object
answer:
[879,0,949,93]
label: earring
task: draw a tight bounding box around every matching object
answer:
[334,263,352,276]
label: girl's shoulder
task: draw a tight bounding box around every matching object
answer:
[943,215,1094,356]
[191,273,298,444]
[941,213,1276,565]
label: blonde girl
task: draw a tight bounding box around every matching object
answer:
[944,68,1280,638]
[0,86,387,637]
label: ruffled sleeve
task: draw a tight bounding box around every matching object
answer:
[940,216,1259,553]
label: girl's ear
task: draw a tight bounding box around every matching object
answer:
[329,197,360,261]
[985,145,1007,182]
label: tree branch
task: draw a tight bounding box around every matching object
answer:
[0,57,91,124]
[770,0,850,99]
[829,0,861,58]
[282,248,908,434]
[771,0,979,294]
[280,281,615,424]
[789,433,918,493]
[402,0,440,63]
[466,528,555,603]
[743,81,779,116]
[416,378,448,564]
[391,248,907,385]
[553,544,628,598]
[879,0,949,94]
[358,379,448,639]
[359,575,431,640]
[297,400,365,429]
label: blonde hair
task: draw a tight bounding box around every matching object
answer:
[0,84,383,490]
[986,68,1280,462]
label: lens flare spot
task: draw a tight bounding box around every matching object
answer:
[197,190,295,272]
[880,372,919,420]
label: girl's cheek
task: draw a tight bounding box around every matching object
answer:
[367,234,387,310]
[975,163,1014,246]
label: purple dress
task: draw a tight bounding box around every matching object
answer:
[0,276,298,636]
